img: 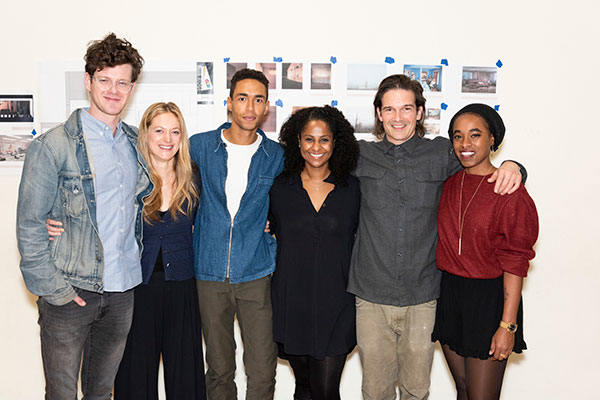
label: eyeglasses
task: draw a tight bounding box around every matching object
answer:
[92,76,134,93]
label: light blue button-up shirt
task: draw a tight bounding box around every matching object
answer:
[81,109,141,291]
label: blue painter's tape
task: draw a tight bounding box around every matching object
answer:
[441,102,448,110]
[496,59,503,68]
[223,57,230,63]
[440,58,449,66]
[275,99,283,107]
[331,100,338,107]
[32,129,37,136]
[273,57,282,62]
[330,56,337,64]
[494,105,500,111]
[385,56,395,64]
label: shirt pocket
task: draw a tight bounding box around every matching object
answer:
[252,175,275,205]
[59,175,85,217]
[354,165,388,209]
[412,162,447,208]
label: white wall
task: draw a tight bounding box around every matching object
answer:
[2,0,599,398]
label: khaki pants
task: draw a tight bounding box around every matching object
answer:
[196,276,277,400]
[356,298,436,400]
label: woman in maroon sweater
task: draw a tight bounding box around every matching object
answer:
[432,104,538,400]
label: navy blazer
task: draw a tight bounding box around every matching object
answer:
[140,202,197,284]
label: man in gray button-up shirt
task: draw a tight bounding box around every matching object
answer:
[347,74,523,400]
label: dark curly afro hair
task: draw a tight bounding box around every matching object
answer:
[278,105,359,185]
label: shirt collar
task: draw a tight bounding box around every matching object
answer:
[381,132,422,155]
[81,108,124,138]
[214,122,270,156]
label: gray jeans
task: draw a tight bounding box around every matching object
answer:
[196,276,277,400]
[37,288,134,400]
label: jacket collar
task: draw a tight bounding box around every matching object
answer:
[64,108,138,143]
[213,122,271,157]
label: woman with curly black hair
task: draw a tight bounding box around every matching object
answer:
[269,106,360,400]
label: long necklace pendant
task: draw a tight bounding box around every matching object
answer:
[458,238,462,256]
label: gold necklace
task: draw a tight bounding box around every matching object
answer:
[458,171,486,256]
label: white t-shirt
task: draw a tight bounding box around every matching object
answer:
[222,131,262,219]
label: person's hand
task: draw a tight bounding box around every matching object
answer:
[46,218,64,241]
[264,220,270,233]
[488,161,521,195]
[489,326,514,361]
[73,295,86,307]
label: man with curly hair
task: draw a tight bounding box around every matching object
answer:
[16,33,151,399]
[190,68,284,400]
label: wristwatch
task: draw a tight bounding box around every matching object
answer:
[500,320,518,333]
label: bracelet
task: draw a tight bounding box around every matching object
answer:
[499,320,518,333]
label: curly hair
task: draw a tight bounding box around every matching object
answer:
[138,102,199,224]
[373,74,426,140]
[229,68,270,100]
[278,106,359,185]
[84,33,144,82]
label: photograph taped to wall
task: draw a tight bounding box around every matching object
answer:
[347,64,386,91]
[424,121,441,136]
[343,105,375,134]
[0,133,33,162]
[256,63,277,90]
[260,106,277,133]
[282,63,303,89]
[226,63,248,89]
[196,61,214,105]
[426,107,441,120]
[311,63,331,90]
[403,64,443,92]
[462,66,497,94]
[0,95,34,123]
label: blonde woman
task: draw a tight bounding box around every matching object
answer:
[47,102,206,399]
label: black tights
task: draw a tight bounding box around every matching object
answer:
[286,353,347,400]
[442,344,508,400]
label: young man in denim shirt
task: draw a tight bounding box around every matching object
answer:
[190,69,284,400]
[16,33,152,399]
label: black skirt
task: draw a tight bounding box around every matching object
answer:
[432,271,526,360]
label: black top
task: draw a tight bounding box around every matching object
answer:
[269,173,360,358]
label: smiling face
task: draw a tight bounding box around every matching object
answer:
[376,88,423,145]
[146,112,182,166]
[451,113,495,175]
[299,119,334,172]
[84,64,134,125]
[227,78,269,134]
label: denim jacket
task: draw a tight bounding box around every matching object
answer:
[190,123,284,283]
[16,109,153,306]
